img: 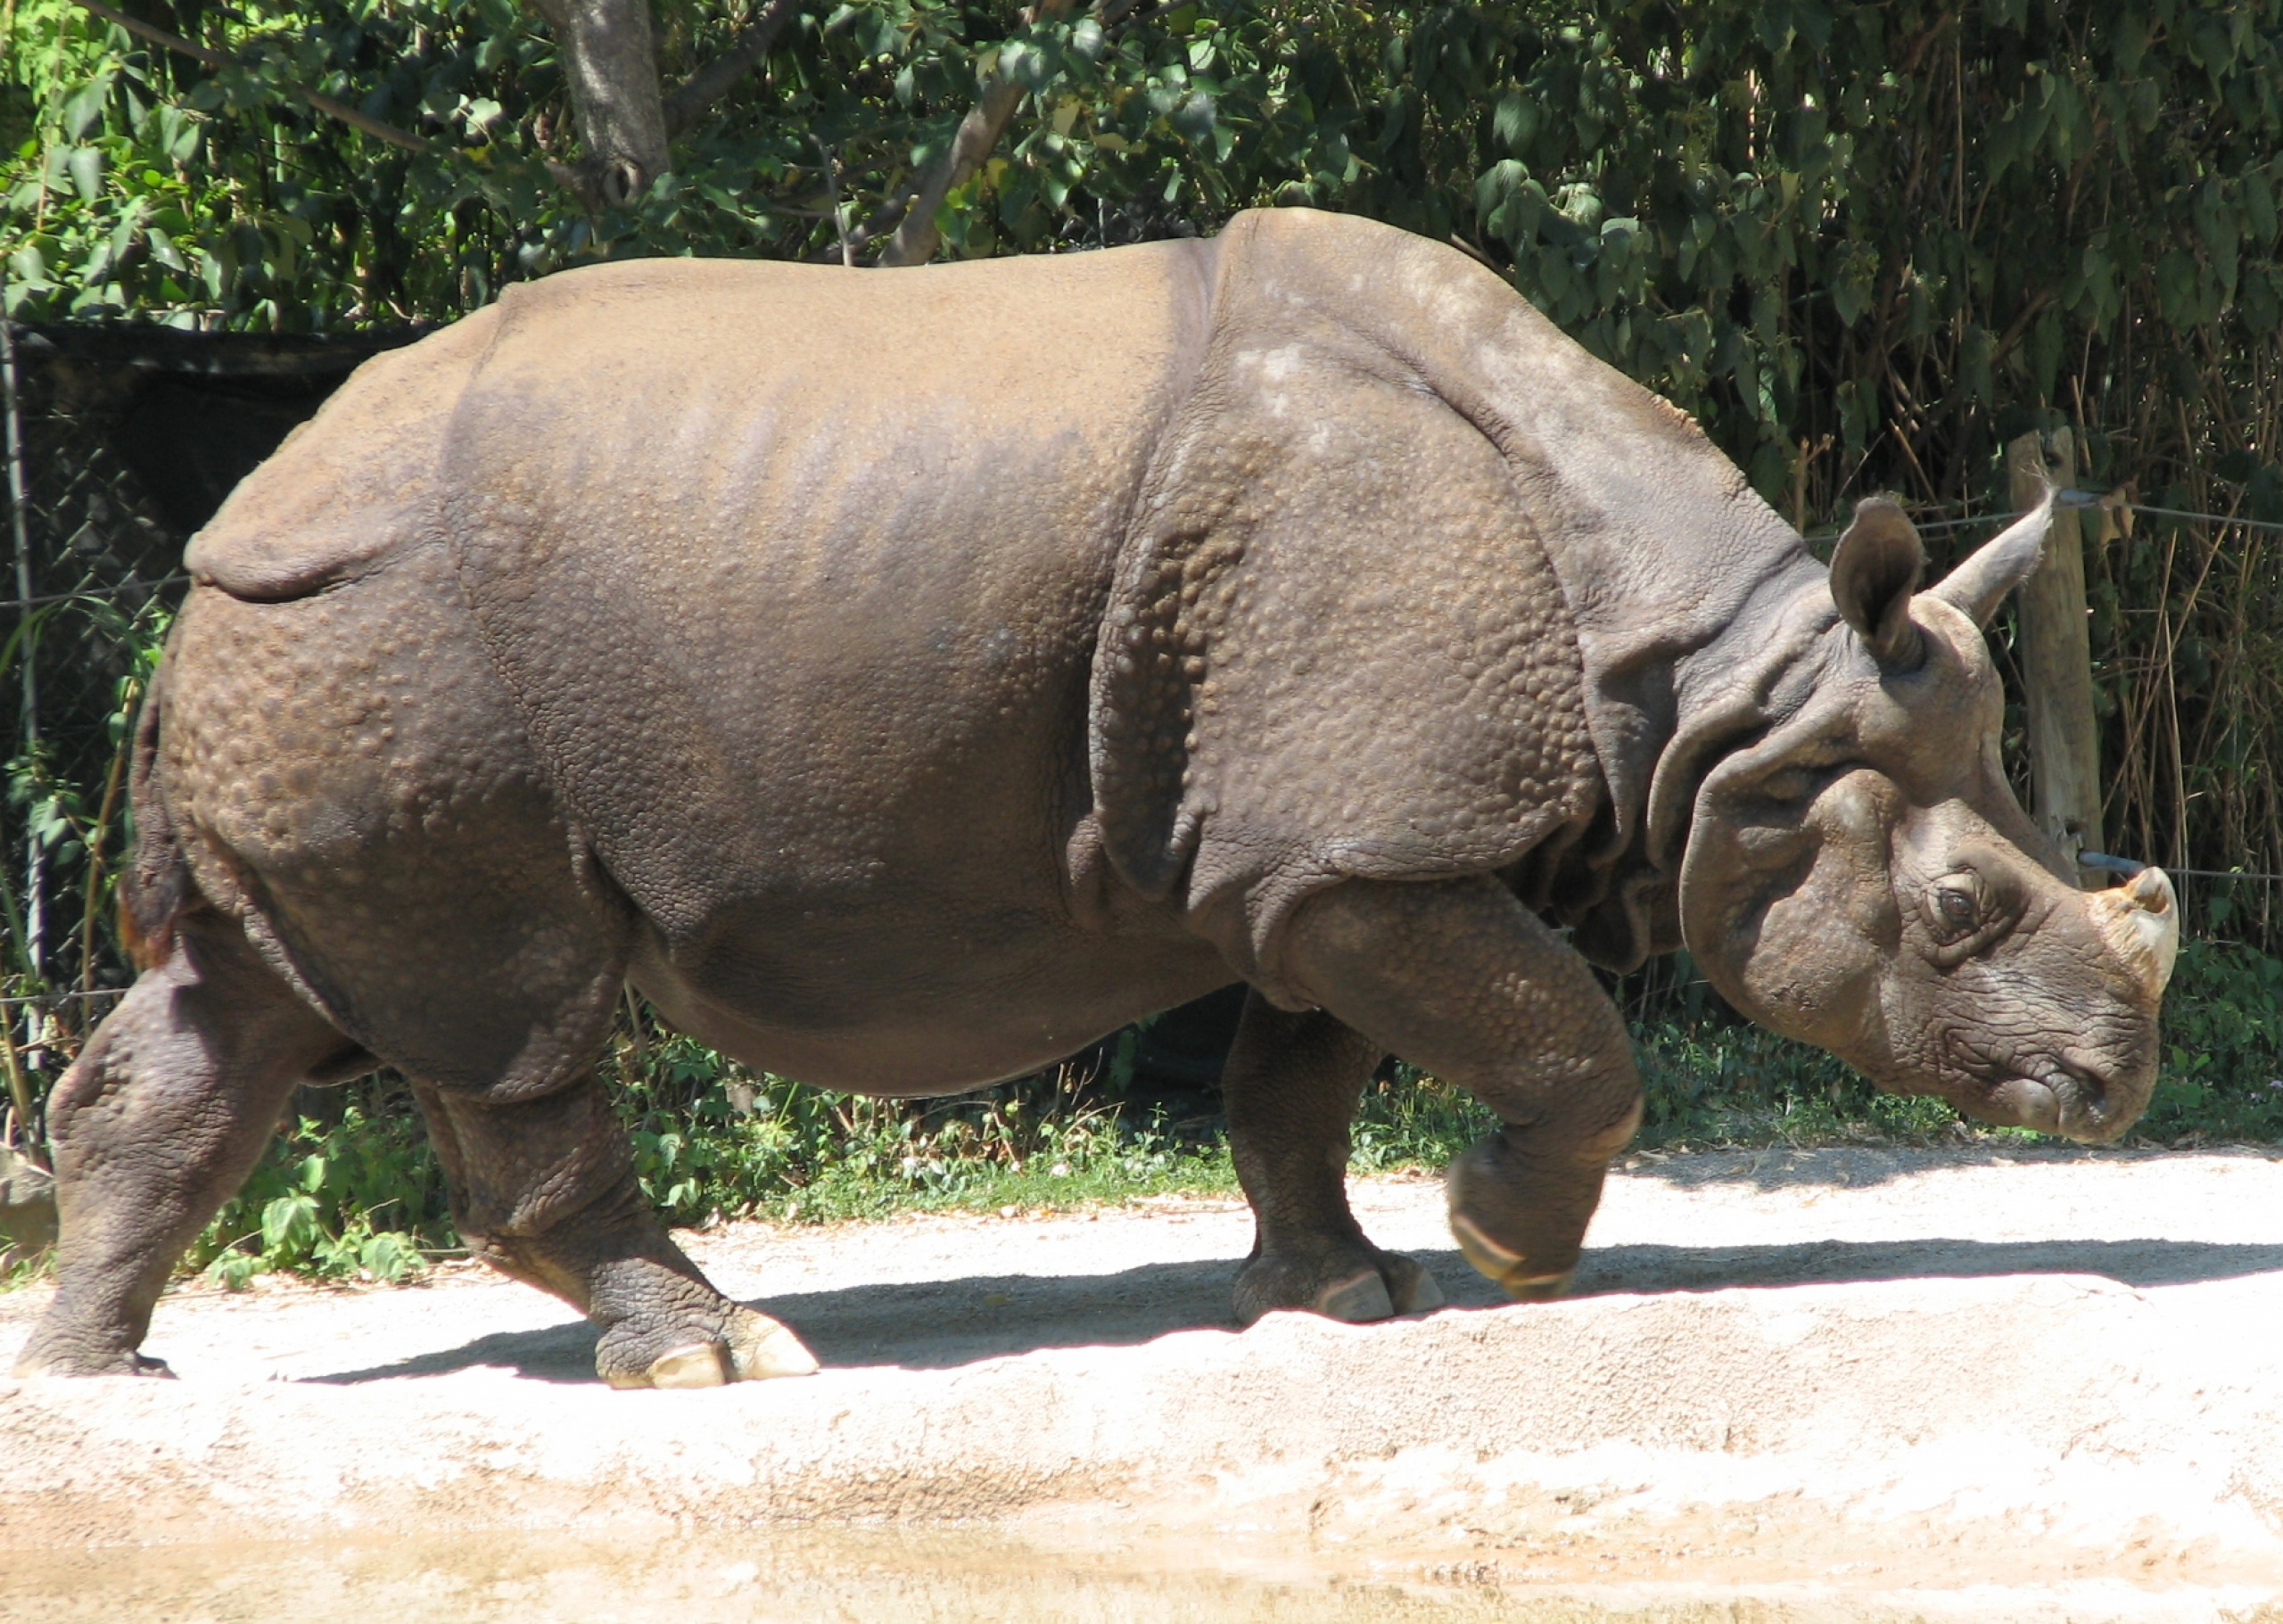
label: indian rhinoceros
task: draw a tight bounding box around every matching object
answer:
[13,208,2178,1389]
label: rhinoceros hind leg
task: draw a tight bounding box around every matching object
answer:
[416,1079,818,1387]
[1221,993,1445,1327]
[12,911,360,1379]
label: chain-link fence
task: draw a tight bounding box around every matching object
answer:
[0,320,415,1155]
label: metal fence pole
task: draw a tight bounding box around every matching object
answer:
[1,317,43,983]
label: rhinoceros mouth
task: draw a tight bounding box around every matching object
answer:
[1941,1035,2127,1144]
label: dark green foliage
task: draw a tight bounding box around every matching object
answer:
[12,0,2279,515]
[9,0,2283,1276]
[605,1019,1233,1225]
[1634,1009,1995,1149]
[2135,938,2283,1142]
[189,1076,449,1286]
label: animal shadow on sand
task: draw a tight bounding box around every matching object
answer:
[1622,1142,2283,1193]
[317,1234,2283,1385]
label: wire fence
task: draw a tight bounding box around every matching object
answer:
[0,322,2277,1158]
[0,321,409,1154]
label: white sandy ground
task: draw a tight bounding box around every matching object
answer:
[8,1144,2283,1620]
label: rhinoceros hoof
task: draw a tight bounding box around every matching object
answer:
[1234,1249,1446,1327]
[1313,1270,1395,1323]
[11,1346,174,1380]
[600,1307,819,1389]
[628,1341,733,1389]
[724,1306,820,1380]
[1447,1209,1575,1302]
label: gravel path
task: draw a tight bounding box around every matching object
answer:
[7,1143,2283,1621]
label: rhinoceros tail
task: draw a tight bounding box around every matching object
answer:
[117,657,190,969]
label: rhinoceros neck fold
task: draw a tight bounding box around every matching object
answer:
[1293,218,1834,971]
[1448,309,1829,969]
[1538,520,1831,971]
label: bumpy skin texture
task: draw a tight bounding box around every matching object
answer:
[16,210,2172,1385]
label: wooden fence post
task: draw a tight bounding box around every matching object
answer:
[2007,428,2104,876]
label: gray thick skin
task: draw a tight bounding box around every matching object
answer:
[13,210,2171,1387]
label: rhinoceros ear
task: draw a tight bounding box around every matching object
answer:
[1827,496,1924,668]
[1926,484,2056,628]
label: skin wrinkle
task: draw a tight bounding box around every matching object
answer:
[14,210,2172,1386]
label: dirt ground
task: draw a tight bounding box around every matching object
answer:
[9,1143,2283,1621]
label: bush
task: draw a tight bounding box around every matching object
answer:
[2133,938,2283,1144]
[92,936,2283,1289]
[188,1075,448,1289]
[607,1025,1233,1226]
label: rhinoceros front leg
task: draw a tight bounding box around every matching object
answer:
[1283,874,1643,1302]
[1223,993,1446,1324]
[415,1077,816,1387]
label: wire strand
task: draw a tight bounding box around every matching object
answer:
[0,574,188,614]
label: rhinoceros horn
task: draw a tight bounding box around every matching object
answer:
[2089,865,2181,999]
[1929,482,2060,627]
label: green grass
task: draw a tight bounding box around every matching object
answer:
[4,936,2277,1292]
[1632,1016,1980,1150]
[163,1035,1506,1290]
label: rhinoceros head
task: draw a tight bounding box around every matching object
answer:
[1677,493,2175,1143]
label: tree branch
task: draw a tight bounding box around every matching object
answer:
[663,0,802,136]
[530,0,672,208]
[70,0,433,153]
[867,0,1075,268]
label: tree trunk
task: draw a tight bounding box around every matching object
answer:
[2007,428,2104,877]
[532,0,672,209]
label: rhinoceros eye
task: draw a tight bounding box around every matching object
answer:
[1924,879,1995,952]
[1923,861,2021,962]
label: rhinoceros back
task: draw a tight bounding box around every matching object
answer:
[433,248,1216,954]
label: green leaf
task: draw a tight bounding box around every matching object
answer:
[1492,90,1535,156]
[359,1231,422,1282]
[1171,90,1216,143]
[65,145,104,203]
[260,1191,320,1254]
[2155,249,2201,329]
[62,78,111,144]
[2246,167,2279,248]
[204,1250,261,1291]
[1828,238,1876,327]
